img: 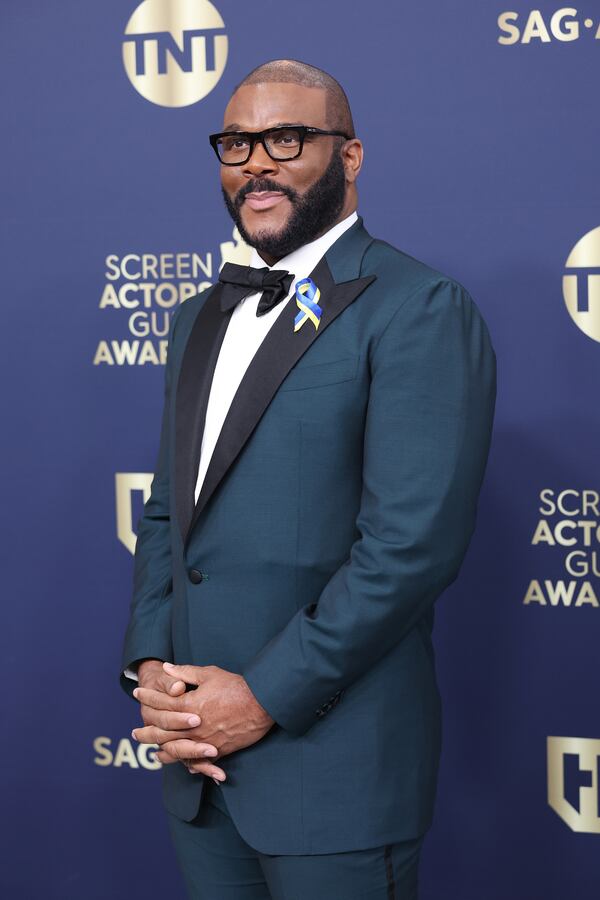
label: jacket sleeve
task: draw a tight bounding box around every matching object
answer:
[119,304,184,698]
[242,277,497,735]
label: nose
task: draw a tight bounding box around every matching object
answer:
[242,139,279,178]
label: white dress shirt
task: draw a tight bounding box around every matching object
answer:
[194,210,358,503]
[125,209,358,681]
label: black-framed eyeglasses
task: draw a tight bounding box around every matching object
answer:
[208,124,351,165]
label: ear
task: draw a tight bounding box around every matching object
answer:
[342,138,363,183]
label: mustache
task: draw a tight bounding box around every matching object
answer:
[234,178,298,209]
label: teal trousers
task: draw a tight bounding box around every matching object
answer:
[167,778,424,899]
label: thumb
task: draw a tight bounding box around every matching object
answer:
[166,678,187,696]
[163,662,203,685]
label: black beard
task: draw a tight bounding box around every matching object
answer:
[221,147,347,261]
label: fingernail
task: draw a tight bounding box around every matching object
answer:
[187,715,201,727]
[163,662,175,669]
[212,776,220,785]
[132,688,139,699]
[131,730,137,740]
[203,748,218,757]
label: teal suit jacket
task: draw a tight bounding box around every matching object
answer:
[121,217,496,854]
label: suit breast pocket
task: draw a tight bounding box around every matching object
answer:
[278,354,359,392]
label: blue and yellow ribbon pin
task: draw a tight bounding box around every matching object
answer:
[294,278,322,332]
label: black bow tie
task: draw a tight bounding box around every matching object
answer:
[219,262,294,316]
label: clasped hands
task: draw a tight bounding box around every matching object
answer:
[131,660,275,783]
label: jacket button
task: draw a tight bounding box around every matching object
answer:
[188,569,204,584]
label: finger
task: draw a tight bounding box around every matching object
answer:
[156,750,179,765]
[133,727,219,759]
[155,670,187,696]
[136,662,186,696]
[157,751,224,785]
[184,760,226,781]
[163,662,206,685]
[133,725,190,744]
[140,708,201,731]
[133,686,185,712]
[161,739,224,777]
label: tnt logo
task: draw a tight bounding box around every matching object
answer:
[547,736,600,833]
[563,226,600,343]
[122,0,228,108]
[116,473,153,554]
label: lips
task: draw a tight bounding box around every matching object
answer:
[243,191,287,211]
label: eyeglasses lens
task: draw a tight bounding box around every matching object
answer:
[218,128,302,163]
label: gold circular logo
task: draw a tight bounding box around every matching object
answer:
[563,226,600,343]
[122,0,228,108]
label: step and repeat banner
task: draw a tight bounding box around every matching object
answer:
[3,2,598,898]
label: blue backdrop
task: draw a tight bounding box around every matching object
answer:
[3,1,599,897]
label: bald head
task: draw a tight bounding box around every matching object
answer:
[232,59,355,139]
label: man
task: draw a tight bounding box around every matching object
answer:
[122,59,496,899]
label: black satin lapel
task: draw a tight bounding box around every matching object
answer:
[185,259,376,543]
[174,283,232,541]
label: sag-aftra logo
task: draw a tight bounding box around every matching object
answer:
[498,8,600,43]
[122,0,228,107]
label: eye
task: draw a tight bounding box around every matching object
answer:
[221,135,250,152]
[272,129,301,147]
